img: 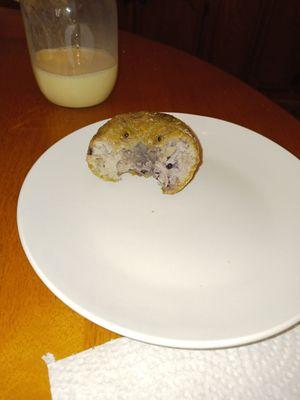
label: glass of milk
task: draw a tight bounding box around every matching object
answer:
[20,0,118,108]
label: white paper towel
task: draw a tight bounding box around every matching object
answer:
[44,324,300,400]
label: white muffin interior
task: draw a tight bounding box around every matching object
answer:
[88,138,198,192]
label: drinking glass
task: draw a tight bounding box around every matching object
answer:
[20,0,118,108]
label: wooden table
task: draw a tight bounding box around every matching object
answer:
[0,7,299,399]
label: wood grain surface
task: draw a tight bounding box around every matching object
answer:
[0,7,299,400]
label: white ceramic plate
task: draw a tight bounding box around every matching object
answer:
[17,113,300,349]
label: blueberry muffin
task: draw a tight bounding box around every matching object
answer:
[86,112,202,194]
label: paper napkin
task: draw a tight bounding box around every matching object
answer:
[44,324,300,400]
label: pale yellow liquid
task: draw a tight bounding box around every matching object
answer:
[33,47,117,108]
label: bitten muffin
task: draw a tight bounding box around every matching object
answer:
[86,112,202,194]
